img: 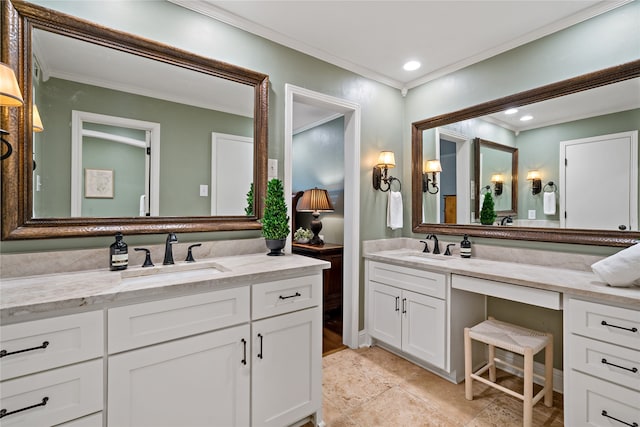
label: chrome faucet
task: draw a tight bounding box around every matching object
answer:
[163,232,178,265]
[427,234,441,254]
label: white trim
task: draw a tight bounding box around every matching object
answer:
[285,84,361,349]
[293,112,343,136]
[71,110,160,217]
[435,128,471,224]
[81,129,147,149]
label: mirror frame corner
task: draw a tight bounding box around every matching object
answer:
[411,59,640,247]
[1,0,269,240]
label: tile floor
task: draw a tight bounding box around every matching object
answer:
[320,346,564,426]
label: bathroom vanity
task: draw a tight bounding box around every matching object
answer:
[0,253,328,427]
[363,239,639,427]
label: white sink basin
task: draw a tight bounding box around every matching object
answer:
[395,251,452,262]
[120,259,226,285]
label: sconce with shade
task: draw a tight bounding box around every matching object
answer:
[373,151,401,192]
[422,159,442,194]
[0,62,25,160]
[491,174,504,196]
[296,187,335,245]
[527,170,542,195]
[33,105,44,133]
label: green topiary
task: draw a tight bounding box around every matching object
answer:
[244,183,254,216]
[262,178,290,240]
[480,192,497,225]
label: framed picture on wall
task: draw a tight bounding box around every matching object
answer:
[85,168,114,198]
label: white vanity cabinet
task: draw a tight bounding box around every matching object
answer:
[565,297,640,427]
[251,275,322,427]
[0,311,104,426]
[366,260,485,382]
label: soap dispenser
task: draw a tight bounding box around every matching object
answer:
[460,234,472,258]
[110,232,129,271]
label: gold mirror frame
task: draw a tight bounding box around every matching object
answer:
[412,60,640,247]
[1,0,269,240]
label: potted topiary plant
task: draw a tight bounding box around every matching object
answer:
[480,191,497,225]
[262,178,290,255]
[244,183,254,216]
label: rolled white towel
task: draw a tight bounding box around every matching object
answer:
[591,243,640,287]
[543,191,556,215]
[387,191,403,230]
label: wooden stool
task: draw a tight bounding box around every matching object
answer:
[464,317,553,427]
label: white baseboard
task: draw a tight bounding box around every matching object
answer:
[494,348,564,394]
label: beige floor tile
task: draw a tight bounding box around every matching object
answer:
[354,346,426,382]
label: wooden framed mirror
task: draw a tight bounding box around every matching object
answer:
[412,60,640,247]
[1,0,269,240]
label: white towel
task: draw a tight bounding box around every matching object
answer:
[387,191,403,230]
[139,195,146,216]
[543,191,556,215]
[591,243,640,287]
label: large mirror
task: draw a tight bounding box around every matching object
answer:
[412,60,640,246]
[1,0,269,239]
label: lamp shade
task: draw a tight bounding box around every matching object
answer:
[491,174,504,183]
[377,151,395,168]
[33,105,44,132]
[0,63,24,107]
[297,187,335,213]
[424,159,442,173]
[527,170,541,180]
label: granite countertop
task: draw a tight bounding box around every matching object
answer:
[1,253,329,321]
[364,249,640,307]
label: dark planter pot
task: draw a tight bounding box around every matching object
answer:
[265,238,286,256]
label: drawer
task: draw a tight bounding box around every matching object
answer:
[1,311,103,381]
[55,412,103,427]
[567,370,640,427]
[567,298,639,349]
[252,275,321,320]
[570,334,640,390]
[0,359,103,427]
[451,274,562,310]
[368,261,446,299]
[108,287,250,353]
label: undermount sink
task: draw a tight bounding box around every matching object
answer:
[120,259,226,285]
[395,251,453,262]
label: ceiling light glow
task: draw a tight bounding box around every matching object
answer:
[520,115,533,121]
[504,108,518,115]
[403,61,421,71]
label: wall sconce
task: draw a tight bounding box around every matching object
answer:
[422,159,442,194]
[33,105,44,133]
[491,174,504,196]
[373,151,401,192]
[527,170,542,195]
[296,187,335,245]
[0,62,25,161]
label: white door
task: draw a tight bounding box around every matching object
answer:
[368,282,402,348]
[251,307,321,427]
[560,131,638,230]
[211,132,253,215]
[108,325,250,427]
[401,290,446,369]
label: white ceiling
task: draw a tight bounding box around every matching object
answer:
[172,0,629,89]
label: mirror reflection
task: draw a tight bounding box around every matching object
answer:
[32,28,255,218]
[419,77,639,231]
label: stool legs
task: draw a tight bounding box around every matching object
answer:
[523,347,534,427]
[488,344,496,382]
[464,327,473,400]
[544,333,553,407]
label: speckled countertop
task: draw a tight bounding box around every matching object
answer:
[0,253,329,321]
[364,249,640,307]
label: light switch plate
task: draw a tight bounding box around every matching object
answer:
[268,159,278,179]
[199,184,208,197]
[528,209,536,219]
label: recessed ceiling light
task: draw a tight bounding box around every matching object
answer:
[520,115,533,121]
[504,108,518,115]
[403,61,421,71]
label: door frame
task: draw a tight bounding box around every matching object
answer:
[435,128,471,224]
[284,84,361,349]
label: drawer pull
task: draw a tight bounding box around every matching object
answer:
[257,333,263,359]
[241,338,247,365]
[601,320,638,333]
[601,410,638,427]
[279,292,301,300]
[0,396,49,419]
[601,358,638,373]
[0,341,49,358]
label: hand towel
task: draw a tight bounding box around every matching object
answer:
[139,195,146,216]
[591,242,640,287]
[387,191,403,230]
[543,191,556,215]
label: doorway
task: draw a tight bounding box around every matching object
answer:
[435,128,471,224]
[284,84,361,350]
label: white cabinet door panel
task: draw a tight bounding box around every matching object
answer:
[368,282,402,348]
[402,290,446,368]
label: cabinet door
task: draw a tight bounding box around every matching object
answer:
[252,307,321,427]
[368,282,402,348]
[402,290,446,369]
[108,324,250,427]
